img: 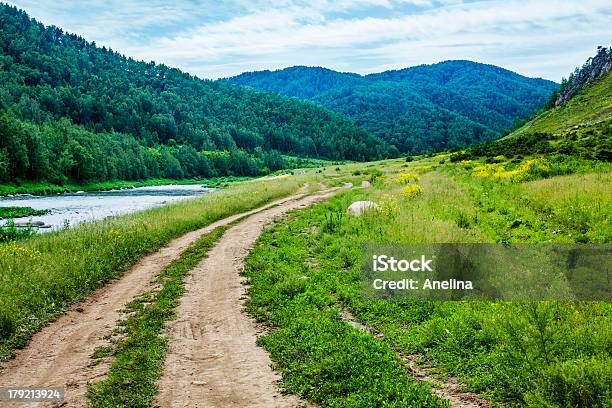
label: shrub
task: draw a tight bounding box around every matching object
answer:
[0,220,34,242]
[455,212,471,228]
[524,358,611,407]
[401,184,422,198]
[0,312,14,339]
[277,276,307,298]
[321,211,344,233]
[396,172,419,184]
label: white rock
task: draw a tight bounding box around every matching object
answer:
[346,201,379,216]
[361,180,371,188]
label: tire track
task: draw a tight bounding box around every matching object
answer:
[0,188,312,408]
[155,187,344,408]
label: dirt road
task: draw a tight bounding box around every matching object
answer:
[0,189,313,408]
[155,187,342,408]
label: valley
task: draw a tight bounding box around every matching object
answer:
[0,3,610,408]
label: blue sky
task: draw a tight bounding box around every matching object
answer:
[6,0,612,81]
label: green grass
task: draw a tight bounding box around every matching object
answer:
[0,220,35,242]
[244,156,611,407]
[244,214,446,407]
[0,175,311,360]
[455,72,611,162]
[0,206,48,219]
[88,226,227,408]
[0,176,250,196]
[515,72,612,136]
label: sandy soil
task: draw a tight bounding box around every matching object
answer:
[154,187,342,408]
[0,189,312,408]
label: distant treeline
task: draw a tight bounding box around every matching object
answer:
[0,112,323,184]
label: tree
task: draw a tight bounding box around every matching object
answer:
[0,149,9,181]
[161,150,183,179]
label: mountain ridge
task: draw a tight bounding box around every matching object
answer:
[227,61,558,154]
[455,48,611,162]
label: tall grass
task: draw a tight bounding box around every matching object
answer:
[0,176,308,360]
[244,155,611,406]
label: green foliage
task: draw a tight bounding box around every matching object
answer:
[464,64,612,162]
[0,4,394,186]
[244,212,446,407]
[0,206,48,219]
[524,357,611,407]
[0,176,246,196]
[244,155,610,407]
[227,62,558,154]
[455,212,471,229]
[0,219,34,242]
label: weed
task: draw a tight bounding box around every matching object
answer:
[455,212,471,229]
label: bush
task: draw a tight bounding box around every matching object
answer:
[524,358,611,407]
[0,312,14,339]
[455,212,471,229]
[0,220,34,242]
[276,276,307,298]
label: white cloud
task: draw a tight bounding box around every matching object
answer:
[6,0,612,80]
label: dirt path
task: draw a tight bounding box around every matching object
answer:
[402,354,488,408]
[155,187,343,408]
[0,189,313,408]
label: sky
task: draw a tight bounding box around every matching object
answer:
[5,0,612,81]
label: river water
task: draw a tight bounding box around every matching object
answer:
[0,184,214,231]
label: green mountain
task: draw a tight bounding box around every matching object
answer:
[0,4,394,186]
[226,62,558,154]
[462,47,612,162]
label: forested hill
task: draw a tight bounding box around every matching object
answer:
[0,4,394,186]
[453,47,612,162]
[227,62,558,154]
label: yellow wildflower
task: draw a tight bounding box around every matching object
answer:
[401,184,422,198]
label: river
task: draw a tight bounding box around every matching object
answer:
[0,184,214,231]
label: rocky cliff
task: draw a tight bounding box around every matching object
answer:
[555,46,612,106]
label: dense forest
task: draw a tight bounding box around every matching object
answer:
[227,63,558,154]
[0,4,396,185]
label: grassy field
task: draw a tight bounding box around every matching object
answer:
[514,73,612,136]
[1,148,609,407]
[244,154,611,407]
[0,175,312,361]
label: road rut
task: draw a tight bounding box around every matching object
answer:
[155,187,342,408]
[0,190,312,408]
